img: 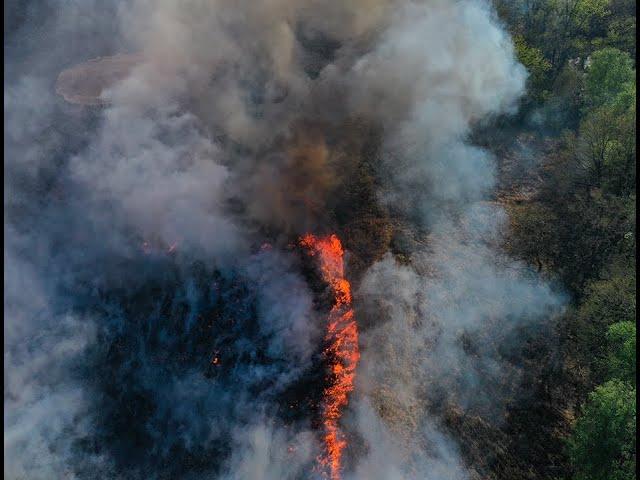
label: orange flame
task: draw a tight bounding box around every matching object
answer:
[300,233,360,480]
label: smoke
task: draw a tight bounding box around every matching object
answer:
[5,0,564,479]
[220,424,318,480]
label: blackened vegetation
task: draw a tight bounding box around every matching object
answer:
[281,245,335,432]
[73,228,372,479]
[67,253,325,479]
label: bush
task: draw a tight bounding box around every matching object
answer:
[567,379,636,480]
[606,321,636,384]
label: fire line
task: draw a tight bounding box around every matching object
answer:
[300,233,360,480]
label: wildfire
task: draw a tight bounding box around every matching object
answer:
[300,233,360,480]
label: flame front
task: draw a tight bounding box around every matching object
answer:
[300,233,360,480]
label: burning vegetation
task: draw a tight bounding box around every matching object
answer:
[300,233,360,479]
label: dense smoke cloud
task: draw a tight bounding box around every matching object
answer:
[5,0,563,479]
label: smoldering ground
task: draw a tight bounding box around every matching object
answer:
[5,0,564,479]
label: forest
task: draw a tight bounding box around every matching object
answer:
[495,1,636,478]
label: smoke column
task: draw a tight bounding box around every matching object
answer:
[4,1,563,479]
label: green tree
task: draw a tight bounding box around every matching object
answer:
[571,0,612,44]
[574,272,636,377]
[514,35,553,101]
[604,0,636,57]
[567,379,636,480]
[576,82,636,193]
[606,321,636,384]
[605,16,636,57]
[584,48,635,108]
[605,95,636,195]
[577,105,621,187]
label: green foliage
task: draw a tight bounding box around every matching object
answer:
[567,379,636,480]
[492,3,636,479]
[577,106,620,185]
[573,0,612,30]
[575,72,636,193]
[584,48,635,109]
[579,275,636,329]
[574,272,636,378]
[604,16,636,56]
[495,0,635,100]
[606,321,636,384]
[577,99,636,194]
[611,79,636,112]
[514,35,552,100]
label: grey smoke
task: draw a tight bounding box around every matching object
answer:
[4,0,563,479]
[220,423,318,480]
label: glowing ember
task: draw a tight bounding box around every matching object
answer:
[141,240,179,255]
[300,233,360,480]
[167,242,178,254]
[260,242,273,252]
